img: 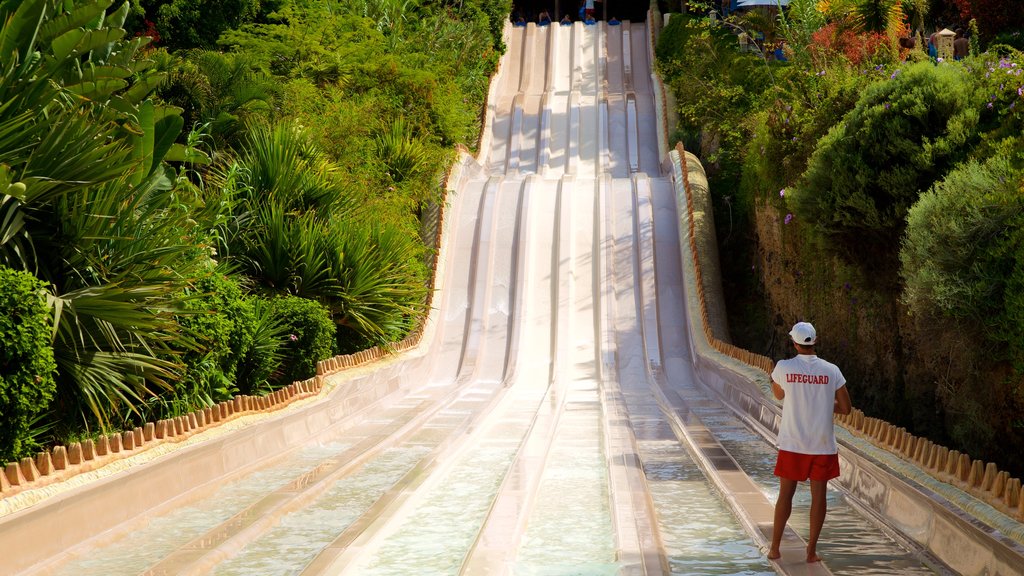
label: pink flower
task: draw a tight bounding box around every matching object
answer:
[784,213,794,225]
[289,334,298,341]
[779,188,786,198]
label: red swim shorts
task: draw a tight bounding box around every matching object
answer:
[774,450,840,481]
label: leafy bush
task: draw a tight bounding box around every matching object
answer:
[657,14,772,183]
[0,267,57,463]
[136,0,265,50]
[174,273,256,407]
[743,64,877,200]
[270,295,335,385]
[966,50,1024,159]
[790,61,982,267]
[901,154,1024,363]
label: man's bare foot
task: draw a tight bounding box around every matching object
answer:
[806,551,821,563]
[767,549,781,560]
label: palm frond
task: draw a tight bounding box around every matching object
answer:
[375,115,429,183]
[334,221,428,344]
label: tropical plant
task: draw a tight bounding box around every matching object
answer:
[158,49,278,148]
[242,203,337,297]
[376,116,429,183]
[0,0,202,431]
[852,0,903,35]
[332,221,429,350]
[236,296,287,395]
[234,121,357,215]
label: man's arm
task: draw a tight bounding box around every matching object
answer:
[771,379,785,400]
[834,385,852,415]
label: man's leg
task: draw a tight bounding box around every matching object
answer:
[807,479,828,563]
[768,478,797,560]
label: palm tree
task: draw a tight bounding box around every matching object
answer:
[206,121,428,350]
[0,0,202,431]
[157,49,278,149]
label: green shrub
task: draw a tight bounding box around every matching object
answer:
[270,295,335,385]
[0,267,57,463]
[791,61,983,267]
[743,64,876,200]
[175,273,256,407]
[657,14,772,184]
[901,154,1024,363]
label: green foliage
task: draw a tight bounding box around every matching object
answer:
[139,0,265,50]
[376,116,429,183]
[0,266,57,463]
[333,220,429,350]
[901,154,1024,361]
[269,295,334,385]
[966,50,1024,159]
[0,0,497,445]
[243,203,337,297]
[743,64,876,199]
[852,0,903,34]
[775,0,826,65]
[233,121,356,215]
[968,18,981,55]
[157,49,277,148]
[174,272,256,408]
[790,61,982,264]
[236,297,286,394]
[0,0,213,433]
[657,14,773,183]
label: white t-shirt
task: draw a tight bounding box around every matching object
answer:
[771,354,846,454]
[586,0,594,10]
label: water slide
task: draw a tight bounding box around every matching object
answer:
[2,18,1021,576]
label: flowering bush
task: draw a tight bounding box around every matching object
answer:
[809,22,895,66]
[966,51,1024,158]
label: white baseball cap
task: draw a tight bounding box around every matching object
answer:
[789,322,817,345]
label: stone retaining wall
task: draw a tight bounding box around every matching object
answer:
[671,142,1024,575]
